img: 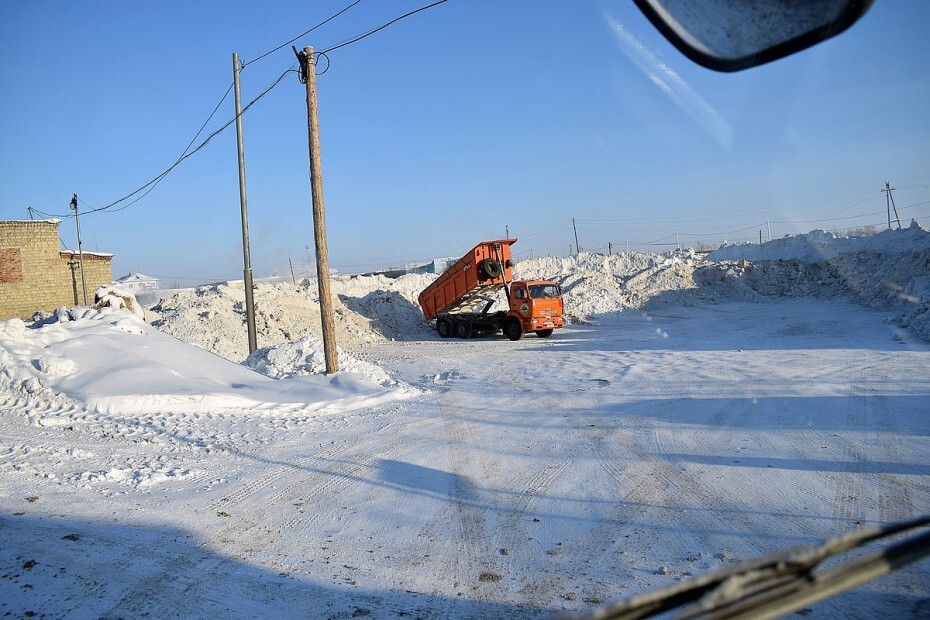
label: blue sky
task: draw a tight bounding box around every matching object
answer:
[2,1,928,284]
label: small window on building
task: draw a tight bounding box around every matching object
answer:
[0,248,23,283]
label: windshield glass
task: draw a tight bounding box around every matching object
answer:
[528,284,560,299]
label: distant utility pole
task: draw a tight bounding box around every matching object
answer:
[608,241,612,256]
[883,181,902,230]
[755,208,771,242]
[232,52,258,355]
[298,45,338,374]
[505,225,509,239]
[572,218,581,254]
[288,258,297,285]
[69,193,88,305]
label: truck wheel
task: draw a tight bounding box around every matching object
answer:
[536,329,554,338]
[456,319,473,339]
[504,317,523,341]
[478,258,501,280]
[436,317,454,338]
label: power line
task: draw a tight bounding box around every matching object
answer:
[243,0,365,67]
[93,81,236,215]
[79,69,293,217]
[770,199,930,226]
[45,2,374,220]
[319,0,451,55]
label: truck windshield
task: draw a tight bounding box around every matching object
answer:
[529,284,560,299]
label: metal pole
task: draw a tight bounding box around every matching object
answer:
[301,46,338,374]
[886,182,892,229]
[233,52,258,355]
[289,258,297,285]
[70,194,89,305]
[885,182,901,229]
[572,218,581,254]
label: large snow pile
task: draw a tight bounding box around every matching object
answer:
[147,223,930,366]
[707,220,930,262]
[331,273,437,341]
[149,275,439,364]
[703,221,930,340]
[0,307,411,421]
[150,280,385,362]
[513,250,704,320]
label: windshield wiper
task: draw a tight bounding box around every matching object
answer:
[562,515,930,620]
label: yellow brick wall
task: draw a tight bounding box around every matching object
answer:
[0,220,113,320]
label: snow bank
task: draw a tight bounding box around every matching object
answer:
[150,280,383,363]
[147,224,930,353]
[0,306,415,423]
[706,220,930,262]
[702,222,930,340]
[331,273,436,341]
[245,335,417,392]
[513,249,706,320]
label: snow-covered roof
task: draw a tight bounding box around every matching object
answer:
[60,250,114,258]
[0,218,61,224]
[116,273,159,283]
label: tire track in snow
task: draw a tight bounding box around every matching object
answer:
[571,397,822,570]
[209,413,409,513]
[868,393,918,524]
[496,429,575,607]
[829,393,871,527]
[834,391,917,525]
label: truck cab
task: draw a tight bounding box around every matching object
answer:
[506,280,564,340]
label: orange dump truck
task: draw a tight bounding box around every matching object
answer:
[417,239,565,340]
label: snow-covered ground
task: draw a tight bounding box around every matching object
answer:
[2,227,929,618]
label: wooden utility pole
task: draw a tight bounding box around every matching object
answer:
[288,258,297,285]
[572,218,581,254]
[608,241,612,255]
[233,52,258,354]
[299,46,338,374]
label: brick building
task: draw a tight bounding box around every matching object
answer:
[0,220,113,320]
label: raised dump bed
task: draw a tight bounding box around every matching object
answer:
[417,240,515,321]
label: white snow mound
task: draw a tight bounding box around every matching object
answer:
[244,335,416,392]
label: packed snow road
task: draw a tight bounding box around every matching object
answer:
[361,299,930,616]
[2,299,929,619]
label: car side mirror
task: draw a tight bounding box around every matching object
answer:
[633,0,873,72]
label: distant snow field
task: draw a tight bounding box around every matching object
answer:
[2,226,929,619]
